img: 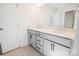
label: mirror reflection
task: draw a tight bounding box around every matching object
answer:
[64,10,75,29]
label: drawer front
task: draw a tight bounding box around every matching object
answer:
[44,34,71,47]
[36,31,44,37]
[36,43,43,53]
[36,37,43,45]
[28,29,36,35]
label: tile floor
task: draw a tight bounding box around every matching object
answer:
[2,45,43,56]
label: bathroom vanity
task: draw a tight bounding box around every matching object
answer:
[28,28,75,56]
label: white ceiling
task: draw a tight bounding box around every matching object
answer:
[45,3,79,9]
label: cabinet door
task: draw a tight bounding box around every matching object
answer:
[54,44,70,56]
[28,33,35,47]
[44,39,54,56]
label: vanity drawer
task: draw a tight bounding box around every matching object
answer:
[36,43,43,53]
[28,29,36,35]
[44,34,71,47]
[36,31,44,37]
[36,36,43,45]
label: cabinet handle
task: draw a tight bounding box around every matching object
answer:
[51,44,55,51]
[51,44,52,50]
[30,34,32,39]
[53,44,55,51]
[36,40,41,42]
[37,47,40,50]
[37,33,41,35]
[36,45,41,50]
[0,28,3,31]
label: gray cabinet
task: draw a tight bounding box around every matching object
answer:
[36,42,43,53]
[28,29,71,56]
[44,33,71,56]
[44,39,55,56]
[44,34,71,47]
[54,44,70,56]
[28,30,36,48]
[36,36,43,46]
[35,32,44,54]
[44,39,70,56]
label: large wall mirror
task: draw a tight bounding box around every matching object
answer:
[64,10,76,29]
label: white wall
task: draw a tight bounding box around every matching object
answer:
[52,12,61,27]
[18,4,41,47]
[37,5,54,28]
[18,4,54,46]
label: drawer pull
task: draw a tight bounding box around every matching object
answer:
[36,46,41,50]
[36,40,41,42]
[30,34,32,39]
[37,34,41,35]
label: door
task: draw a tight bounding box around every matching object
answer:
[28,33,35,47]
[44,39,54,56]
[0,4,2,46]
[54,44,70,56]
[64,11,75,28]
[0,4,19,53]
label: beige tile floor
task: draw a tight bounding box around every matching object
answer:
[2,45,43,56]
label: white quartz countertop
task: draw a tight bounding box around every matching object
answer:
[28,27,75,40]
